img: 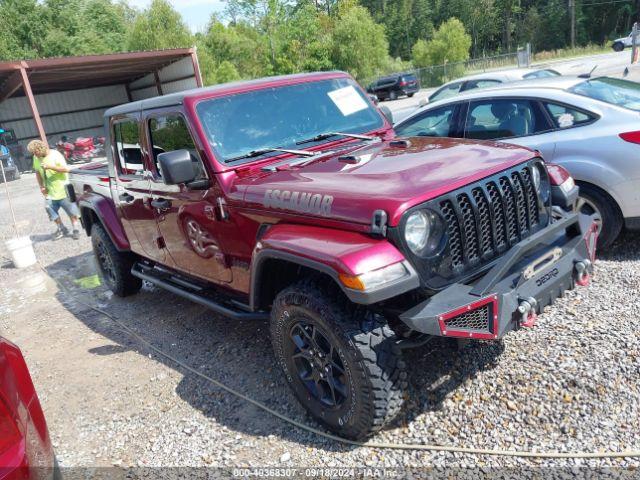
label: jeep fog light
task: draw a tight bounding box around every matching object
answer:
[339,262,408,291]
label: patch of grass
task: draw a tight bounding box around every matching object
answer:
[533,44,611,63]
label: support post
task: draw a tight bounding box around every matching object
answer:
[19,66,46,143]
[154,71,163,96]
[191,48,204,88]
[632,22,639,65]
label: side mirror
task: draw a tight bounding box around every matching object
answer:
[157,149,196,185]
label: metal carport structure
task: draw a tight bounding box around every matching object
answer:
[0,48,203,156]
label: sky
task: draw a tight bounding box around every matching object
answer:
[128,0,226,33]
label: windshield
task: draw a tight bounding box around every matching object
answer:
[196,78,383,164]
[569,77,640,111]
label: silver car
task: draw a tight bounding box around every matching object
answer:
[428,67,561,104]
[394,76,640,248]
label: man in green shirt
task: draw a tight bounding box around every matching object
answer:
[28,140,80,240]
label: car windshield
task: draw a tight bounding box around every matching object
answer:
[523,69,560,79]
[195,78,383,164]
[569,77,640,111]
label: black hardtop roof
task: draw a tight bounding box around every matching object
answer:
[105,71,348,118]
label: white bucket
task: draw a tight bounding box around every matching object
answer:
[5,236,37,269]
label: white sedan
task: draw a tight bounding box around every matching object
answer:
[393,75,640,248]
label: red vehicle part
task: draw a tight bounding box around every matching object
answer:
[0,337,54,480]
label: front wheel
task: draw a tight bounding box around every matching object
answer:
[407,93,415,98]
[91,223,142,297]
[270,280,407,440]
[612,42,624,52]
[576,183,622,250]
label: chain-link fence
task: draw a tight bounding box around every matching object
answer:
[364,47,531,90]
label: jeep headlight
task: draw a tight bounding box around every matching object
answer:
[533,163,550,203]
[404,209,443,256]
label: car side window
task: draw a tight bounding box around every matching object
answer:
[543,102,595,129]
[465,99,548,140]
[395,105,457,138]
[113,119,144,176]
[430,82,462,102]
[464,79,501,91]
[148,114,207,180]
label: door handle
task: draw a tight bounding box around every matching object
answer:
[118,193,135,204]
[151,198,172,211]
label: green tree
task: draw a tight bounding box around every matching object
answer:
[412,17,471,67]
[276,2,332,73]
[330,2,389,79]
[127,0,192,51]
[0,0,46,59]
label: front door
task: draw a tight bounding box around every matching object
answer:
[144,111,232,284]
[112,115,166,263]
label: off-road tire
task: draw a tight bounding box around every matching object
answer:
[612,42,624,52]
[270,280,407,440]
[577,182,623,250]
[408,93,415,98]
[91,223,141,297]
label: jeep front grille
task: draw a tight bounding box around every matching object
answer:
[440,165,543,272]
[388,160,550,292]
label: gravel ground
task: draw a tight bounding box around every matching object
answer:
[1,173,639,474]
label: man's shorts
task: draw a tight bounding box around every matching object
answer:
[46,197,80,221]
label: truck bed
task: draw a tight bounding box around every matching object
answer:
[69,161,111,198]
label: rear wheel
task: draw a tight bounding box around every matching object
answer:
[389,91,398,101]
[576,183,623,250]
[612,42,624,52]
[270,280,407,440]
[91,223,141,296]
[408,93,415,98]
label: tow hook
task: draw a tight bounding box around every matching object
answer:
[517,297,538,328]
[575,259,592,287]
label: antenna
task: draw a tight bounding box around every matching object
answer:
[578,65,598,79]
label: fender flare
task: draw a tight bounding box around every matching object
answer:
[249,224,419,309]
[78,193,130,251]
[555,157,627,214]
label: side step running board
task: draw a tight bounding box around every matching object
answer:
[131,264,269,321]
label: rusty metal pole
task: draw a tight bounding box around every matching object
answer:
[19,66,47,143]
[191,48,204,87]
[632,22,639,65]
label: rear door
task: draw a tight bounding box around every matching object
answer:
[111,114,166,263]
[144,109,232,284]
[462,97,557,160]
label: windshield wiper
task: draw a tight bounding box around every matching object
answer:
[296,131,376,145]
[227,147,315,163]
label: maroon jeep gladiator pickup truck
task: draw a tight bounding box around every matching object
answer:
[69,71,596,439]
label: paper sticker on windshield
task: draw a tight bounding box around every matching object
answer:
[557,113,574,128]
[328,86,368,116]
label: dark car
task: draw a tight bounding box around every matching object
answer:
[367,73,420,101]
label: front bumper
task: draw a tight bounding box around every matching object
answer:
[400,212,597,339]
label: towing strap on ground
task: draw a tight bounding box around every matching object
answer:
[43,265,640,459]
